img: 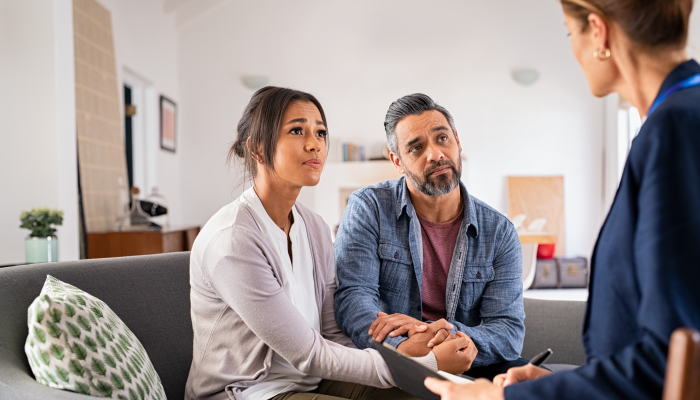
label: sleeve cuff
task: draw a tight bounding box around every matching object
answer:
[411,351,438,371]
[383,335,409,349]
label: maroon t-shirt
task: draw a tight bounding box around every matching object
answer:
[415,208,464,321]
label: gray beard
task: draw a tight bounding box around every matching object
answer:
[404,158,462,197]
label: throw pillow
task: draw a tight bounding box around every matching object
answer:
[24,275,167,400]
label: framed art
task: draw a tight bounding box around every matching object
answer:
[160,95,177,152]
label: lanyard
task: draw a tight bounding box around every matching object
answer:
[647,73,700,117]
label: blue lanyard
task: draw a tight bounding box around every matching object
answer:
[648,73,700,117]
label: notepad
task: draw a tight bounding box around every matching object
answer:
[371,340,473,400]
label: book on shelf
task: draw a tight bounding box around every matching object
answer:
[342,142,366,162]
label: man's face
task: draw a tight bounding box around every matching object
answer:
[391,110,462,197]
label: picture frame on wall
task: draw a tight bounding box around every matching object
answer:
[160,95,177,152]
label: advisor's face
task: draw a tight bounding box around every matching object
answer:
[391,110,462,197]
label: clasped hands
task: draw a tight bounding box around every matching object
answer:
[368,312,477,374]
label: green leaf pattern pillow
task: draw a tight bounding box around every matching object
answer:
[25,275,167,400]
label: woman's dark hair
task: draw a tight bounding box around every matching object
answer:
[229,86,328,181]
[561,0,694,50]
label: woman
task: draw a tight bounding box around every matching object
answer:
[185,87,469,400]
[425,0,700,399]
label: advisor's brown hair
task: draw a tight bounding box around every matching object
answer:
[561,0,694,50]
[229,86,328,182]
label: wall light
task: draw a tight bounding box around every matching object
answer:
[241,75,270,90]
[512,70,540,86]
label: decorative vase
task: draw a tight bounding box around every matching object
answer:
[25,236,59,264]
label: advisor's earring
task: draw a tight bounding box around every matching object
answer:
[594,48,611,61]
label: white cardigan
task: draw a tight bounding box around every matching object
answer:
[186,192,392,400]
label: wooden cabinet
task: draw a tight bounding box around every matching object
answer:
[87,226,200,259]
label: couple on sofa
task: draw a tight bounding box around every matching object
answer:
[185,87,525,400]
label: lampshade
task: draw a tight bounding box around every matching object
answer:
[241,75,270,90]
[512,70,540,86]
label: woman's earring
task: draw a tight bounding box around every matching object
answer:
[594,48,611,61]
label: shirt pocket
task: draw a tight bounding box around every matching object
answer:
[377,243,413,294]
[459,265,495,310]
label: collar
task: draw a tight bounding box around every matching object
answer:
[653,59,700,103]
[395,176,479,238]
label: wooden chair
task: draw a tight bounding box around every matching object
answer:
[663,328,700,400]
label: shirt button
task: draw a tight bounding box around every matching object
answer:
[416,306,421,312]
[476,272,482,279]
[394,252,399,259]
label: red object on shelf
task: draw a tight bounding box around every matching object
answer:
[537,243,557,259]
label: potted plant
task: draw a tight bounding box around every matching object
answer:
[20,208,63,264]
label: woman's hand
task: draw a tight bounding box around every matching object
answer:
[432,332,478,374]
[397,319,457,357]
[492,364,553,387]
[424,377,504,400]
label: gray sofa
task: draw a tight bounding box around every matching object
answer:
[0,252,586,400]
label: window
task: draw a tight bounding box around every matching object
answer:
[616,104,642,181]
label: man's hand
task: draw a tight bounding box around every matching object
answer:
[492,364,553,387]
[368,312,427,342]
[432,332,478,374]
[424,377,504,400]
[396,319,455,357]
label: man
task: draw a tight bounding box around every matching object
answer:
[334,93,526,379]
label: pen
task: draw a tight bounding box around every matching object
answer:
[529,348,553,367]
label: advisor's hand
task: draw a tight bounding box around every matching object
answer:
[432,332,478,374]
[369,312,427,342]
[493,364,553,387]
[424,377,504,400]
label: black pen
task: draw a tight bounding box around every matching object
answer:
[529,348,553,367]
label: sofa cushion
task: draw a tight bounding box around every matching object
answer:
[25,275,166,400]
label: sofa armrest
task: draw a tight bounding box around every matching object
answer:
[522,298,586,366]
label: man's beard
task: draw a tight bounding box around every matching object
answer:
[404,158,462,197]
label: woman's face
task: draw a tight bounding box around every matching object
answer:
[270,100,327,188]
[564,11,618,97]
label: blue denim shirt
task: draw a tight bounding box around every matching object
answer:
[334,177,525,367]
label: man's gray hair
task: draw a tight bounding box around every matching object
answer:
[383,93,457,155]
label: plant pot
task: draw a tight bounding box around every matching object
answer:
[25,236,58,264]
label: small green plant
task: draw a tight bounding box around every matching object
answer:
[20,208,64,238]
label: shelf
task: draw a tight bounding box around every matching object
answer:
[518,233,557,244]
[524,289,588,302]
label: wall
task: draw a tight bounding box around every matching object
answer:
[95,0,183,225]
[690,7,700,59]
[0,0,79,264]
[0,0,181,264]
[176,0,604,256]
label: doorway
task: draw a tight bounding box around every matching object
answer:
[124,84,134,189]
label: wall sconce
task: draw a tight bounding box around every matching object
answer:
[241,75,270,90]
[512,69,540,86]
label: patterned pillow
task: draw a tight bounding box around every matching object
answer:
[24,275,167,400]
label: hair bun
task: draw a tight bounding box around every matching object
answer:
[232,138,247,158]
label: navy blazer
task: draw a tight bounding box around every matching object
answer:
[506,60,700,399]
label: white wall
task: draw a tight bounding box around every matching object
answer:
[176,0,604,256]
[0,0,79,264]
[690,6,700,59]
[95,0,183,225]
[0,0,182,264]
